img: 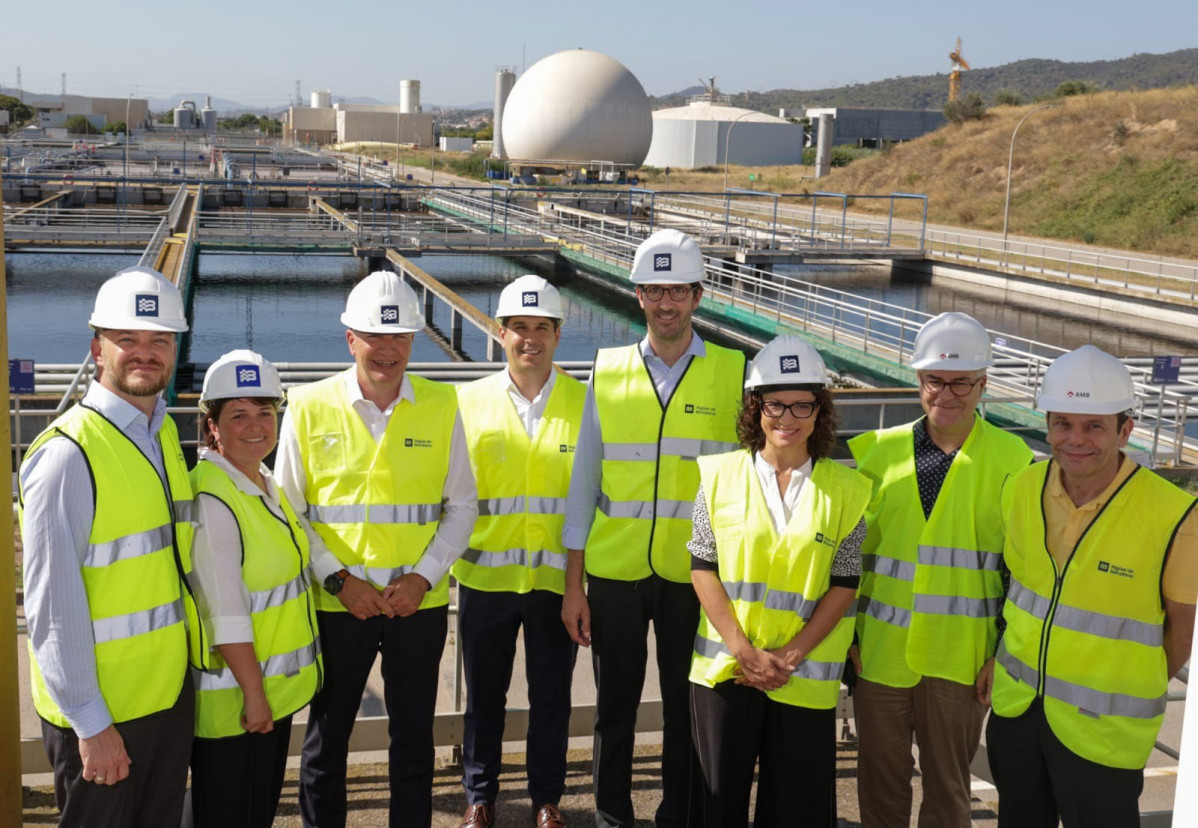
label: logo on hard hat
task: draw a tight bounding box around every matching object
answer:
[940,352,959,360]
[779,355,801,373]
[135,295,159,317]
[1066,390,1090,398]
[380,305,399,324]
[235,366,261,388]
[522,292,539,307]
[653,254,672,271]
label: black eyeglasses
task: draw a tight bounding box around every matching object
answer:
[639,285,696,301]
[760,399,819,419]
[919,375,985,397]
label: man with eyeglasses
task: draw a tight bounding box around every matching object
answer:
[848,311,1033,827]
[562,228,746,827]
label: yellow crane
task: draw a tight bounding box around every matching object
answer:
[949,37,971,102]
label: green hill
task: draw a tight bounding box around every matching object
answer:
[651,49,1198,111]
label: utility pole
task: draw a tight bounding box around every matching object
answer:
[61,73,66,101]
[15,67,21,102]
[295,80,301,107]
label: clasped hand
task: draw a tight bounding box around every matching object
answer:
[732,645,795,692]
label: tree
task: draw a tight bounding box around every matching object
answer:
[0,94,34,125]
[944,92,988,123]
[1050,79,1099,98]
[103,121,127,134]
[994,89,1023,106]
[65,114,99,134]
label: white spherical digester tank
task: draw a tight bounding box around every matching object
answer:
[500,49,652,166]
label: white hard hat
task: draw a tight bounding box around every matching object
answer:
[745,335,828,389]
[629,229,704,285]
[1036,345,1135,415]
[495,275,564,321]
[910,312,992,370]
[340,270,425,334]
[88,266,188,333]
[199,349,284,413]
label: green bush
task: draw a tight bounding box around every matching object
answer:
[1050,80,1099,98]
[65,115,99,134]
[103,121,127,134]
[944,92,988,123]
[994,89,1023,106]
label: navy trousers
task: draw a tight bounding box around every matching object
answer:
[458,584,577,808]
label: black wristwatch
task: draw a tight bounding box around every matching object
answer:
[323,568,351,595]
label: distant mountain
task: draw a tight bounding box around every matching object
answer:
[651,48,1198,112]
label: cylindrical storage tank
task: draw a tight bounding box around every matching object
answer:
[400,80,420,114]
[201,96,217,131]
[492,68,516,159]
[311,89,332,109]
[501,49,652,166]
[814,113,835,178]
[174,103,194,129]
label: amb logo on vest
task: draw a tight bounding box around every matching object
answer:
[684,404,718,416]
[404,437,434,448]
[559,444,575,453]
[1097,560,1135,579]
[814,532,837,548]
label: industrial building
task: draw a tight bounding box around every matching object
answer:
[283,82,433,147]
[801,107,946,147]
[642,96,803,169]
[19,93,150,131]
[498,49,652,169]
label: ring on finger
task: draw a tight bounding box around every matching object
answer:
[94,774,106,782]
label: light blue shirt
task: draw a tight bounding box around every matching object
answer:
[562,333,708,551]
[21,382,170,738]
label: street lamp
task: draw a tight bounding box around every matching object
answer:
[1002,102,1060,252]
[124,93,132,180]
[722,110,756,191]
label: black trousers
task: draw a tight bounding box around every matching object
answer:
[41,673,194,828]
[189,715,294,828]
[588,574,703,828]
[299,607,448,828]
[458,584,577,808]
[987,699,1145,828]
[690,681,836,828]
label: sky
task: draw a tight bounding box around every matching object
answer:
[7,0,1197,109]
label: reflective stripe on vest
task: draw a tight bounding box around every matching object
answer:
[992,460,1193,769]
[289,371,457,610]
[21,404,195,727]
[849,416,1033,687]
[688,451,871,709]
[452,370,585,594]
[190,459,322,738]
[588,343,744,584]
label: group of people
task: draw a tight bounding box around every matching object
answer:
[18,226,1195,828]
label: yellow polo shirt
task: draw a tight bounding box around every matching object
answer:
[1044,455,1198,603]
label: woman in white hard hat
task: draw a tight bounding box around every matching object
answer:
[187,350,322,828]
[687,334,871,827]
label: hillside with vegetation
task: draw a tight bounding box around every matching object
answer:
[811,87,1198,257]
[651,49,1198,112]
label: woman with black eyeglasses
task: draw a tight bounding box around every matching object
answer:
[687,334,870,828]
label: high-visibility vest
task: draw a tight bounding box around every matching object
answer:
[20,402,203,727]
[287,370,457,611]
[992,460,1195,769]
[689,451,871,708]
[849,415,1033,687]
[587,343,745,583]
[453,370,585,594]
[190,460,322,739]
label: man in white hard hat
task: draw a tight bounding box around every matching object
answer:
[454,275,583,828]
[274,270,478,828]
[19,266,204,827]
[988,345,1197,827]
[848,311,1033,827]
[561,228,746,827]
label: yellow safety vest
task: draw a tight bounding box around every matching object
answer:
[690,452,871,708]
[588,342,745,583]
[20,403,203,727]
[453,370,585,594]
[992,460,1194,769]
[287,370,457,611]
[849,415,1033,687]
[190,460,322,739]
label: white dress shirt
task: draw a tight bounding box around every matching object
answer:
[753,452,813,534]
[274,368,477,587]
[505,367,557,438]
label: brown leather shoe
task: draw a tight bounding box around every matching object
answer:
[460,803,495,828]
[535,803,566,828]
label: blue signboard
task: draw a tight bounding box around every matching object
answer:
[10,359,34,394]
[1152,355,1181,384]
